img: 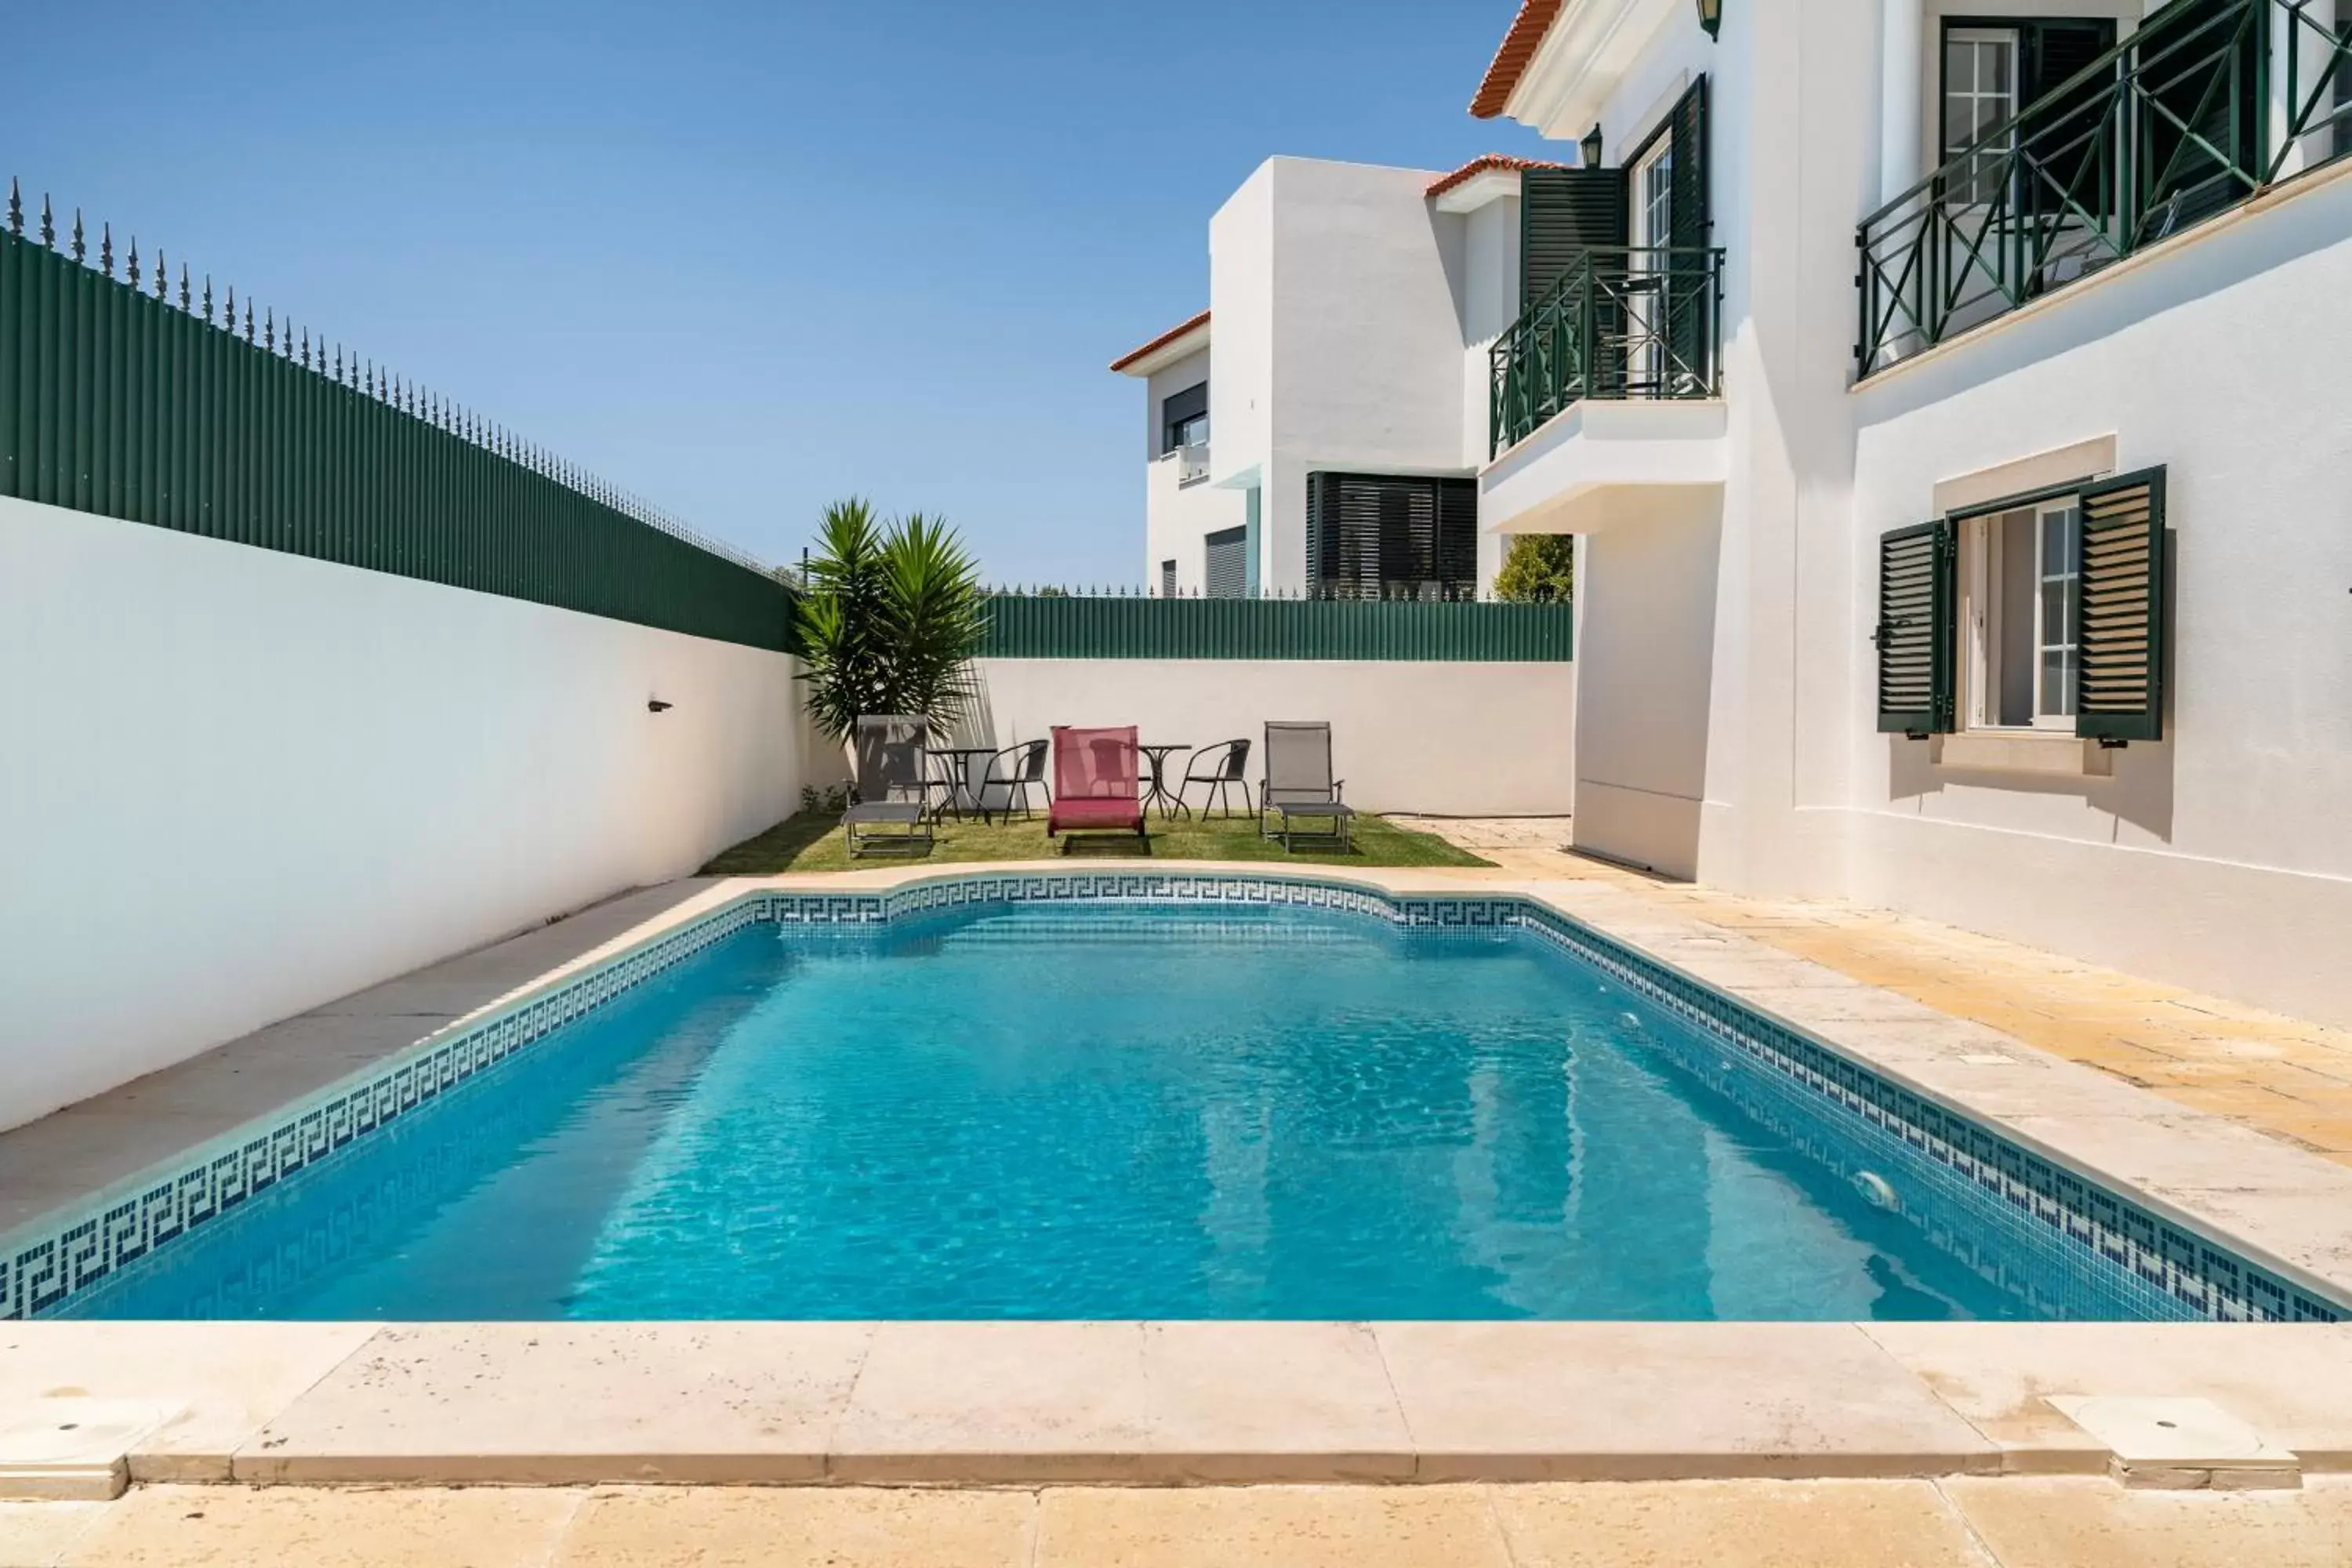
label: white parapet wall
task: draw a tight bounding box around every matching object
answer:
[0,497,807,1132]
[970,657,1575,815]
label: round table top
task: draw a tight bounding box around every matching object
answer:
[1138,742,1190,755]
[924,745,999,757]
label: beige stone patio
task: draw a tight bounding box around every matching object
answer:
[1397,816,2352,1169]
[6,1475,2352,1566]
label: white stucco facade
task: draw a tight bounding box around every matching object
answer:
[0,498,809,1131]
[1119,154,1552,597]
[1136,345,1249,594]
[1475,0,2352,1025]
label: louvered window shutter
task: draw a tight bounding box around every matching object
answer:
[2074,467,2168,742]
[1307,473,1478,599]
[1875,520,1956,735]
[1664,78,1713,392]
[2020,20,2118,223]
[1521,168,1629,310]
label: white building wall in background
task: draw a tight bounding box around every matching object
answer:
[0,499,807,1131]
[1459,195,1525,594]
[1206,157,1515,593]
[971,658,1575,815]
[1139,345,1247,592]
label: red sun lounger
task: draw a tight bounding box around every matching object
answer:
[1046,725,1145,837]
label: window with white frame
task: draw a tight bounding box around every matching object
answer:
[1958,495,2080,729]
[1876,467,2166,746]
[1629,135,1674,390]
[1944,27,2020,205]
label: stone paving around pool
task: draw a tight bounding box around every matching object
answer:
[6,1475,2352,1566]
[1396,817,2352,1170]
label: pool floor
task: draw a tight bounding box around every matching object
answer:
[67,905,2145,1321]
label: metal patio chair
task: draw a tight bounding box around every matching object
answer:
[843,714,935,857]
[1046,724,1146,840]
[1259,720,1355,851]
[1176,737,1252,819]
[978,737,1051,822]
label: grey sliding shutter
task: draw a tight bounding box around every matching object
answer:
[1663,77,1712,391]
[2074,467,2168,742]
[1521,167,1628,310]
[1875,520,1955,735]
[1204,526,1248,600]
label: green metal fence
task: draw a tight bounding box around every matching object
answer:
[1857,0,2352,375]
[979,593,1574,662]
[0,185,790,651]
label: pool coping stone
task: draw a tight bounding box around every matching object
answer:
[2,1319,2351,1486]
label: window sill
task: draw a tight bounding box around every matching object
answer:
[1933,731,2112,778]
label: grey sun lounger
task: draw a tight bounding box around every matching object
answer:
[1260,720,1355,851]
[844,713,935,857]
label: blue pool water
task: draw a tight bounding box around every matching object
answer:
[68,904,2152,1320]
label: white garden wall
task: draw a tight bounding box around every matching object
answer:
[968,658,1575,815]
[0,497,806,1132]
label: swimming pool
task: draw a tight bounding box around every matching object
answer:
[23,877,2339,1323]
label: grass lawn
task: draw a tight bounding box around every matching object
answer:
[701,807,1493,874]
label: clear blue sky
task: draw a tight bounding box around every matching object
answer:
[9,2,1549,584]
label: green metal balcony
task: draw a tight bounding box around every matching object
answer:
[1488,245,1726,458]
[1857,0,2352,376]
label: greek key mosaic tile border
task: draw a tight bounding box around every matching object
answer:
[1,895,767,1321]
[1501,905,2345,1326]
[7,872,2339,1323]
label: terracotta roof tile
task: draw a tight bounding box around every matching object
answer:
[1108,309,1210,374]
[1470,0,1565,119]
[1424,153,1571,198]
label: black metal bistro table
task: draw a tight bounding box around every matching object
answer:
[924,746,1000,823]
[1138,742,1190,821]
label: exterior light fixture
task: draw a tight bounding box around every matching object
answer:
[1697,0,1722,39]
[647,699,673,713]
[1580,125,1604,168]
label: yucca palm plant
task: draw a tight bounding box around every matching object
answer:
[793,499,985,739]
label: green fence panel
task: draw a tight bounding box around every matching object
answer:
[0,217,789,652]
[978,595,1573,662]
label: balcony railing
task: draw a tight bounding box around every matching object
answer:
[1857,0,2352,376]
[1175,441,1211,487]
[1488,245,1725,457]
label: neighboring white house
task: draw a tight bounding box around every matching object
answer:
[1471,0,2352,1027]
[1108,310,1250,597]
[1112,153,1566,598]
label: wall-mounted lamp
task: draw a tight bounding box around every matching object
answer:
[1580,124,1604,168]
[1696,0,1722,39]
[647,699,673,713]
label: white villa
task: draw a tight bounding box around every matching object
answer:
[1116,0,2352,1029]
[1113,154,1570,600]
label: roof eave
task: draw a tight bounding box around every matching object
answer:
[1109,310,1211,376]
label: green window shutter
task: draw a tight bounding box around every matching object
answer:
[1664,75,1713,392]
[1875,520,1956,735]
[2019,20,2118,223]
[1521,167,1628,310]
[2134,0,2259,236]
[2074,466,2168,743]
